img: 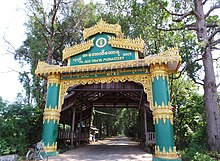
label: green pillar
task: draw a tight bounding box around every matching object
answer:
[151,64,181,161]
[42,74,60,156]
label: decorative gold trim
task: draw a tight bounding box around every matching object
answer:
[83,19,123,40]
[159,47,179,56]
[150,63,169,81]
[155,146,179,159]
[35,61,58,71]
[43,106,60,123]
[135,51,139,59]
[68,58,70,66]
[44,142,57,152]
[58,74,153,111]
[152,102,173,124]
[60,67,149,80]
[108,36,144,53]
[48,74,60,88]
[35,48,181,76]
[62,38,94,61]
[145,47,181,69]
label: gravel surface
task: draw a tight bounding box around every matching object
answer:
[50,136,152,161]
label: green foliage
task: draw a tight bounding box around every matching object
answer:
[13,0,220,156]
[181,144,220,161]
[181,127,208,160]
[117,108,139,137]
[15,0,100,108]
[0,139,16,155]
[170,76,220,160]
[171,75,206,148]
[0,97,43,156]
[93,108,139,138]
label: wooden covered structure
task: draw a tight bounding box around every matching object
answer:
[57,81,155,147]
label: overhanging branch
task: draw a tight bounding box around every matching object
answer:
[174,11,194,22]
[191,76,204,86]
[158,0,200,21]
[208,29,220,41]
[202,0,208,5]
[170,67,185,79]
[159,23,220,32]
[205,5,220,18]
[213,56,220,61]
[3,36,16,52]
[157,24,198,31]
[212,38,220,46]
[158,0,186,17]
[212,47,220,50]
[171,57,203,80]
[157,26,186,31]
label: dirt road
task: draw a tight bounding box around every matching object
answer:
[50,136,152,161]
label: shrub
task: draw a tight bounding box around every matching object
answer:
[0,98,43,156]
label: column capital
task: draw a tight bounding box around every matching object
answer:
[47,74,61,87]
[43,107,60,123]
[150,63,169,81]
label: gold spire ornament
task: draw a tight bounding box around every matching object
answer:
[83,19,123,40]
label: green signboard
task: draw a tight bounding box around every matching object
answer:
[61,66,150,80]
[70,33,137,66]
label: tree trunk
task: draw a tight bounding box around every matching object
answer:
[47,40,54,64]
[194,0,220,152]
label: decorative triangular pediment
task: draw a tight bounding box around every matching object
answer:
[62,19,144,66]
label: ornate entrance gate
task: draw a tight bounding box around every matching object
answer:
[35,19,182,161]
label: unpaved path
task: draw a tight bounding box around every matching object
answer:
[50,136,152,161]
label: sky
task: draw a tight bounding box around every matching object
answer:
[0,0,28,102]
[0,0,103,102]
[0,0,219,102]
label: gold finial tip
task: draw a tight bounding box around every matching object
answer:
[83,18,123,40]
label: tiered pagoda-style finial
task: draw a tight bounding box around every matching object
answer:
[83,18,123,40]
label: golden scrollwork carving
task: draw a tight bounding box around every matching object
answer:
[155,146,179,159]
[152,102,173,124]
[159,47,179,56]
[44,142,57,152]
[43,106,60,123]
[145,47,181,69]
[58,74,154,111]
[47,74,60,88]
[108,36,144,53]
[83,19,123,40]
[35,61,57,71]
[62,38,94,61]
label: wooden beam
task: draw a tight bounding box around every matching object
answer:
[71,89,143,92]
[71,107,76,148]
[143,106,148,146]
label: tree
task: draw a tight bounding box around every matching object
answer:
[171,76,206,147]
[92,108,140,138]
[0,97,43,156]
[103,0,220,153]
[15,0,220,152]
[15,0,98,108]
[157,0,220,153]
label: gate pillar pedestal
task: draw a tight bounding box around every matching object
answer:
[153,157,182,161]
